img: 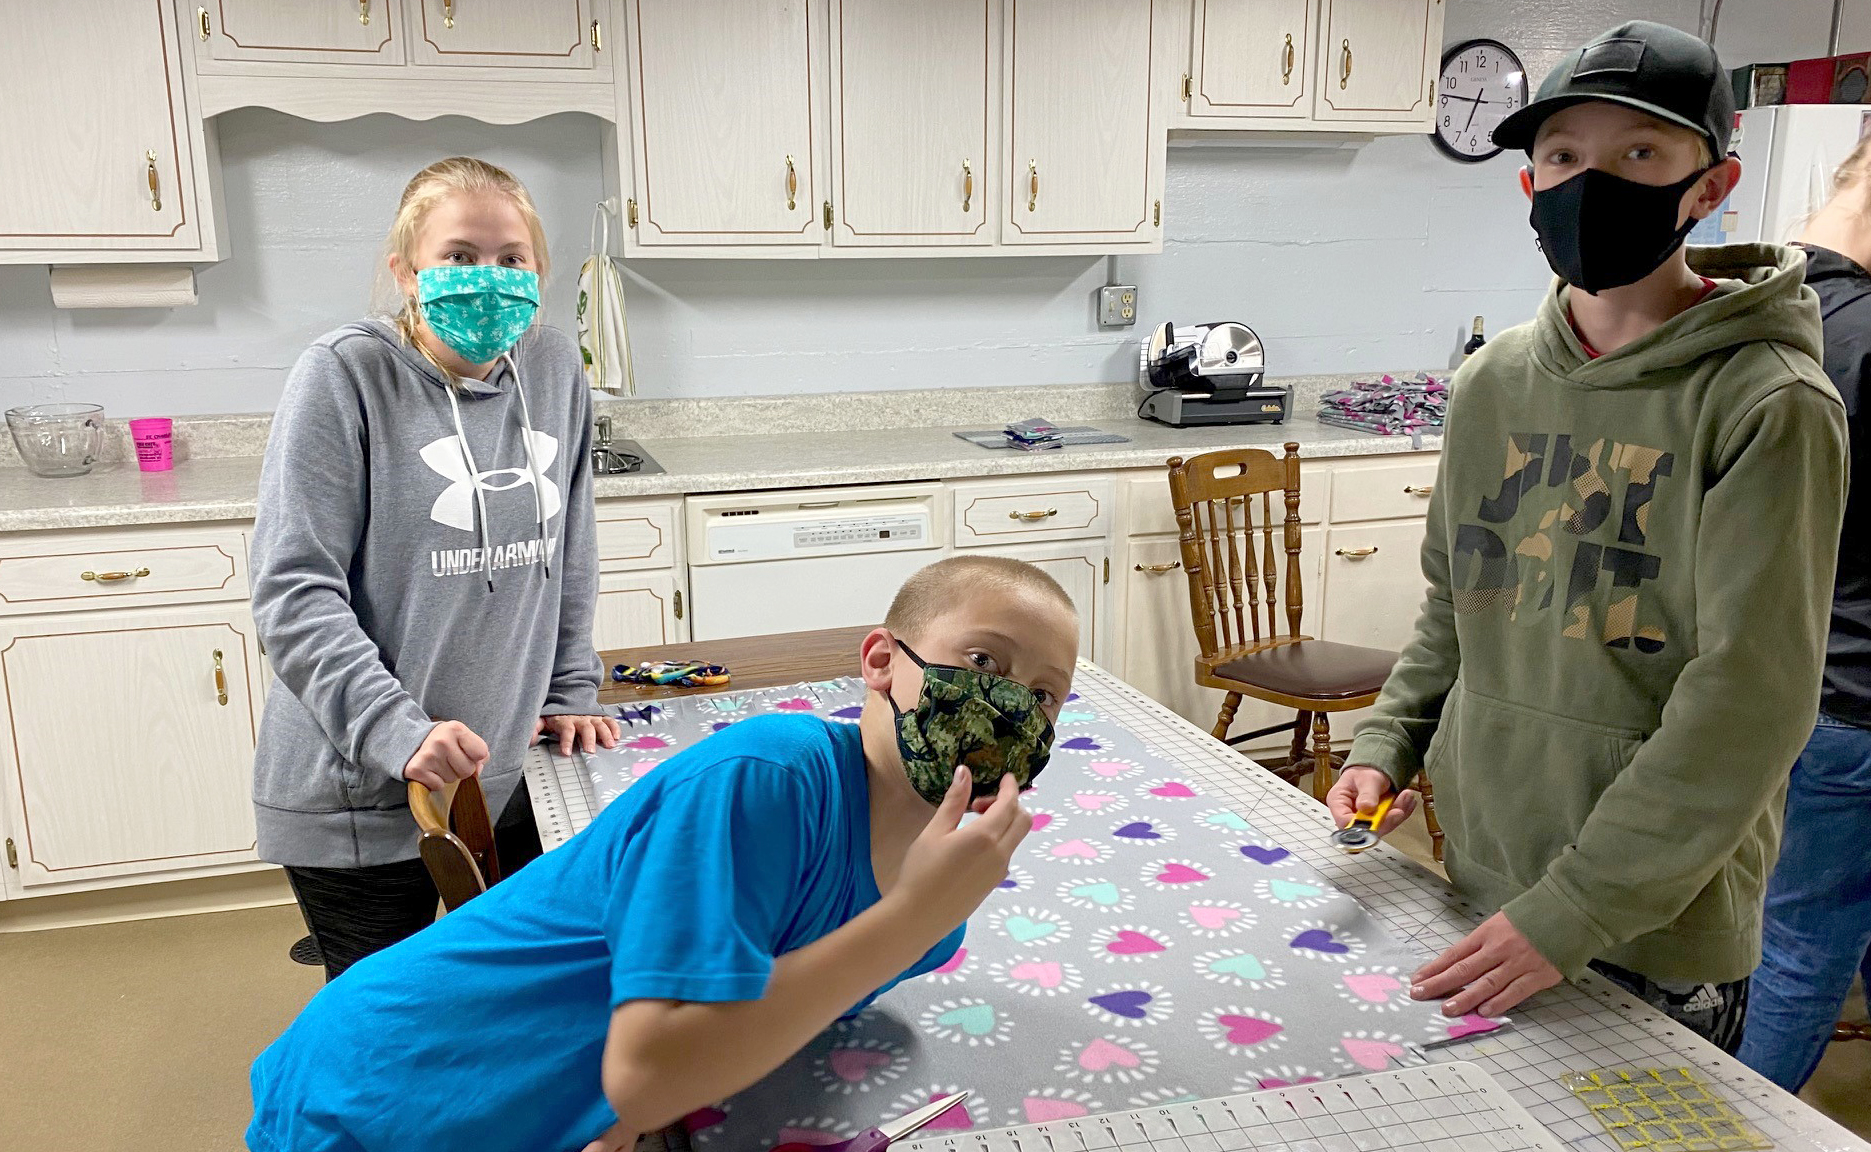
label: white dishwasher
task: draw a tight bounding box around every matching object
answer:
[683,482,947,641]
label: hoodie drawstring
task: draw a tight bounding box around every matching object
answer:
[442,381,497,593]
[501,349,553,581]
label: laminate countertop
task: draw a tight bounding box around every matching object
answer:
[0,414,1439,533]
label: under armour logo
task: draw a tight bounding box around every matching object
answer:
[419,432,561,532]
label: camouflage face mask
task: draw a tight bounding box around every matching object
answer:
[891,639,1055,804]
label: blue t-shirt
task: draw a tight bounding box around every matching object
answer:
[247,715,963,1152]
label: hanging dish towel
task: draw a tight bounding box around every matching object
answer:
[576,201,635,396]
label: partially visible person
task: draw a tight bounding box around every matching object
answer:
[1737,137,1871,1091]
[247,556,1075,1152]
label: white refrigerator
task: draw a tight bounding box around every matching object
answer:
[1691,103,1871,247]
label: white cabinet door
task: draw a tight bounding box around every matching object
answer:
[1002,0,1161,247]
[968,539,1111,665]
[0,0,204,252]
[201,0,403,64]
[623,0,821,249]
[1312,0,1440,124]
[0,605,259,889]
[1120,530,1322,749]
[1187,0,1315,121]
[407,0,599,70]
[1321,520,1430,652]
[828,0,994,248]
[593,569,687,653]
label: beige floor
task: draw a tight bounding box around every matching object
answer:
[1,865,1865,1151]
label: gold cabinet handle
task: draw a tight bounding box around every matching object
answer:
[1282,33,1295,84]
[1009,508,1058,522]
[359,0,370,25]
[673,589,684,620]
[146,151,161,212]
[197,5,210,38]
[213,648,228,706]
[590,18,601,51]
[1336,546,1379,559]
[1028,160,1039,212]
[1404,484,1434,496]
[442,0,454,29]
[81,567,151,583]
[1340,39,1352,89]
[785,155,798,211]
[1154,199,1161,227]
[961,159,973,213]
[823,199,833,229]
[1134,560,1182,573]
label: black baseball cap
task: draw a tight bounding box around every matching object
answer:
[1493,21,1734,156]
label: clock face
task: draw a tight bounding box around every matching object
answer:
[1435,40,1528,162]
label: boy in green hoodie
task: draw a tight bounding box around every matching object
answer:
[1327,21,1848,1052]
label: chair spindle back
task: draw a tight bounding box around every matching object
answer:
[1166,444,1305,660]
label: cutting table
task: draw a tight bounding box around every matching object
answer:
[524,637,1869,1152]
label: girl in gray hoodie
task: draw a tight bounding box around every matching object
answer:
[250,157,619,980]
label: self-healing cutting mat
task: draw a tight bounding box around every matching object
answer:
[571,675,1500,1148]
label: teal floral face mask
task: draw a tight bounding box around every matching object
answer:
[416,264,539,364]
[891,639,1055,805]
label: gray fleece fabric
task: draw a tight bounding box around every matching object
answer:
[250,320,601,868]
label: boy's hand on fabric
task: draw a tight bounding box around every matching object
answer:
[536,713,623,756]
[403,721,489,791]
[1411,912,1561,1017]
[894,769,1034,936]
[1326,766,1419,836]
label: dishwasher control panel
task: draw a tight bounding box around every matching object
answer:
[686,483,945,565]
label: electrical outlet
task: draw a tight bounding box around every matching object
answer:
[1098,284,1138,328]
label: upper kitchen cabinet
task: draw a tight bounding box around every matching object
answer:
[826,0,994,250]
[620,0,822,253]
[196,0,404,66]
[1183,0,1315,124]
[406,0,604,71]
[1002,0,1162,248]
[1311,0,1441,125]
[0,0,221,264]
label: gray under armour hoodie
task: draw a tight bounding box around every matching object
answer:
[250,319,601,868]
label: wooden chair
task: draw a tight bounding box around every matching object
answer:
[408,775,504,912]
[1836,1019,1871,1043]
[1166,445,1443,859]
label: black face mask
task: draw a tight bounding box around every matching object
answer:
[1530,164,1715,295]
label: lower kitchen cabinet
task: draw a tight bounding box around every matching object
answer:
[1321,519,1430,653]
[968,539,1110,666]
[1119,529,1323,751]
[0,604,261,892]
[592,569,687,653]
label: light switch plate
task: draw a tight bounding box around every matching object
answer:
[1098,284,1138,327]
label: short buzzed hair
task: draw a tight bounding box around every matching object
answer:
[884,555,1077,643]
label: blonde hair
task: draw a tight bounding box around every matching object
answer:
[372,157,550,352]
[885,556,1077,643]
[1828,134,1871,213]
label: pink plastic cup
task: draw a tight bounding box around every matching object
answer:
[129,417,173,472]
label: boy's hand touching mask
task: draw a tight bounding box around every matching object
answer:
[891,767,1034,932]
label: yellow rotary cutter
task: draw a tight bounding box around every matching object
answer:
[1330,794,1394,853]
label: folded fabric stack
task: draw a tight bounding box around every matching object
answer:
[1317,372,1450,435]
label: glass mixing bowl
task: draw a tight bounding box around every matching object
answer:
[7,404,106,478]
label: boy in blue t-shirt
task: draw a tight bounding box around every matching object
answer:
[247,555,1078,1152]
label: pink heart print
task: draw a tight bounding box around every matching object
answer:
[682,1107,726,1135]
[1342,1038,1408,1070]
[1074,793,1116,811]
[1078,1038,1142,1071]
[1024,1097,1091,1123]
[934,947,969,974]
[1051,839,1099,859]
[1010,961,1065,988]
[1343,973,1402,1004]
[1156,864,1208,884]
[775,1129,847,1146]
[923,1095,975,1131]
[1030,813,1054,832]
[827,1049,892,1083]
[1217,1014,1283,1045]
[1190,904,1241,929]
[1447,1014,1502,1039]
[1089,761,1131,778]
[1107,930,1165,955]
[1150,781,1197,798]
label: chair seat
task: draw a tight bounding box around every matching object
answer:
[1212,639,1397,701]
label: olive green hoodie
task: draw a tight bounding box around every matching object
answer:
[1348,244,1848,984]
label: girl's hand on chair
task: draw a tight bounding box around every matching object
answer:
[403,720,489,792]
[1326,766,1418,837]
[537,713,624,756]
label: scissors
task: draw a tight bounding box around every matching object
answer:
[770,1091,970,1152]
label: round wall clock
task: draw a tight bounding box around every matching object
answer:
[1433,39,1529,163]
